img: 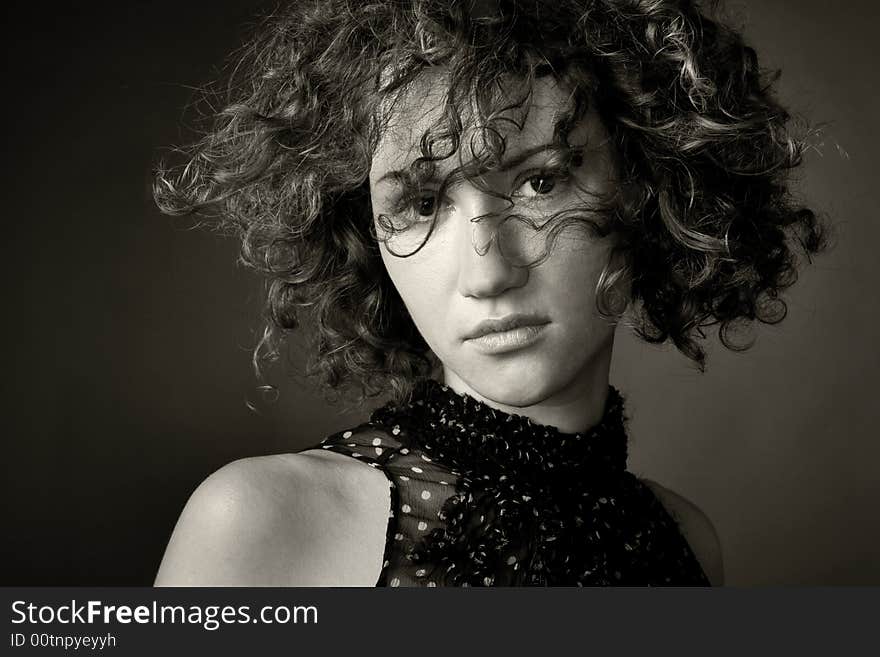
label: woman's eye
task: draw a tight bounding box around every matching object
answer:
[529,176,556,195]
[516,174,560,198]
[388,191,440,225]
[415,194,437,217]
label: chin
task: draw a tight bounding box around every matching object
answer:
[454,358,568,409]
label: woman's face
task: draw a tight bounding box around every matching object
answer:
[369,74,620,420]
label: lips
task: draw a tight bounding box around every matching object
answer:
[463,313,551,341]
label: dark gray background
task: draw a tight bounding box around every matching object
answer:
[3,0,878,585]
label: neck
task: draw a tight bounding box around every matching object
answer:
[442,343,614,434]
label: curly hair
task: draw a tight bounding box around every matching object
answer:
[154,0,827,404]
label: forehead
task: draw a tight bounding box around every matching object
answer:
[370,71,583,180]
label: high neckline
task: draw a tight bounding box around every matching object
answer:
[369,378,628,478]
[325,379,709,586]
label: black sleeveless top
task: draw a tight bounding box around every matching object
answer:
[312,380,709,587]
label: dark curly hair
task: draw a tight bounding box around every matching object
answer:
[154,0,827,404]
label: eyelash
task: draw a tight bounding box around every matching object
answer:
[391,188,444,221]
[512,167,572,198]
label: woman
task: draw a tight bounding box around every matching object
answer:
[153,0,825,586]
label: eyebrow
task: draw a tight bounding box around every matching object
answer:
[373,143,567,187]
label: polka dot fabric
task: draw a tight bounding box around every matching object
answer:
[318,422,455,587]
[316,380,710,587]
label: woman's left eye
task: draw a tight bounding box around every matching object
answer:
[515,173,561,198]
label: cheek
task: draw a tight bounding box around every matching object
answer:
[379,245,449,339]
[540,241,611,320]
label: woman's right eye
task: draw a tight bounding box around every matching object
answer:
[383,190,442,232]
[414,193,436,217]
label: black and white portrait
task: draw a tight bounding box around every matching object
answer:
[4,0,878,589]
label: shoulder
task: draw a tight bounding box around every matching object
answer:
[155,449,392,586]
[641,479,725,586]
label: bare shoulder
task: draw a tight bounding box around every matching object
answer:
[155,449,391,586]
[641,479,725,586]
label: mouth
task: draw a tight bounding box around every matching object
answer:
[463,314,551,355]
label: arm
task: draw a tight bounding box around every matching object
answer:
[642,479,725,586]
[155,451,391,586]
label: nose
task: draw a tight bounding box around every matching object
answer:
[453,185,529,298]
